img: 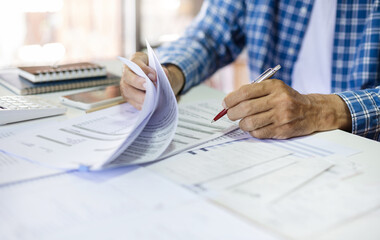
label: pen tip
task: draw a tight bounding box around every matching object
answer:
[211,120,215,123]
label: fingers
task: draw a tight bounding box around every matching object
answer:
[223,80,277,109]
[120,52,158,110]
[249,122,303,140]
[122,65,147,91]
[120,76,145,110]
[130,53,157,83]
[227,95,272,121]
[121,52,157,90]
[222,79,319,139]
[239,109,274,132]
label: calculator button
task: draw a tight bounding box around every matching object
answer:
[0,96,67,125]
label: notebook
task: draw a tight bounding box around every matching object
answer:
[18,62,107,83]
[0,71,120,95]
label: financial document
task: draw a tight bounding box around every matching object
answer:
[216,176,380,239]
[148,129,358,192]
[0,167,280,240]
[0,43,236,171]
[112,101,238,166]
[148,138,292,189]
[193,128,360,158]
[0,128,62,186]
[147,129,370,239]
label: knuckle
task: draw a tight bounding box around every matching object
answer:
[239,118,249,131]
[131,52,148,67]
[226,110,238,121]
[224,96,232,109]
[279,91,292,103]
[240,85,252,99]
[241,101,253,116]
[239,116,258,132]
[273,79,286,89]
[131,52,146,61]
[274,125,292,139]
[281,110,293,124]
[248,125,273,139]
[249,129,269,139]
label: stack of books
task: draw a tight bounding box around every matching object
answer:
[0,62,120,95]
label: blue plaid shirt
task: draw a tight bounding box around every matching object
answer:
[157,0,380,141]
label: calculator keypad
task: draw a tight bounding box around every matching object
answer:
[0,96,67,125]
[0,96,58,110]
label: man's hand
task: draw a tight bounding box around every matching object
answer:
[223,79,352,139]
[120,52,185,110]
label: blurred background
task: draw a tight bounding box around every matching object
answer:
[0,0,249,92]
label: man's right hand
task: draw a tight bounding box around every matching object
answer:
[120,52,185,110]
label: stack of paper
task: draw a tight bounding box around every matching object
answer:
[0,167,280,240]
[147,130,379,239]
[0,43,236,172]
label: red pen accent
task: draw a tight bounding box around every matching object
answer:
[211,108,228,123]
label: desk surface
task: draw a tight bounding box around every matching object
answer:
[0,61,379,240]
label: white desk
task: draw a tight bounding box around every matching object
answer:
[0,62,379,240]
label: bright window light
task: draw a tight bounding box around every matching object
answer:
[18,43,66,65]
[162,0,181,11]
[4,0,64,13]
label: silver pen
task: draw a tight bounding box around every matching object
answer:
[252,65,281,84]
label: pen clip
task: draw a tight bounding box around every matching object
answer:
[252,68,272,83]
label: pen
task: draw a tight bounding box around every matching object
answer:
[211,65,281,123]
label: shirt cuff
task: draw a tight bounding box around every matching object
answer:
[335,90,380,140]
[156,48,199,94]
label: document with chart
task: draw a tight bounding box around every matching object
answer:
[147,129,376,239]
[0,43,236,171]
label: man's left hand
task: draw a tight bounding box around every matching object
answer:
[223,79,352,139]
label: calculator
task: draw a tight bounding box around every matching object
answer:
[0,96,67,125]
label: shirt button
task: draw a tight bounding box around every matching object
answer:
[300,7,307,15]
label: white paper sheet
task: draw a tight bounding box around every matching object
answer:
[193,128,361,158]
[220,157,333,203]
[206,153,378,239]
[0,167,280,240]
[0,151,62,186]
[148,138,292,189]
[0,103,148,170]
[110,42,178,166]
[216,179,380,239]
[0,128,63,185]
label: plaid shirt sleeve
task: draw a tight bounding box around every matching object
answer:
[336,87,380,141]
[156,0,246,93]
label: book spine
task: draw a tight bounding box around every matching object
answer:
[23,67,107,83]
[25,77,120,95]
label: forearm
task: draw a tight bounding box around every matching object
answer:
[164,64,185,96]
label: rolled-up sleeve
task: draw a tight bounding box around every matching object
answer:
[157,0,246,93]
[336,86,380,141]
